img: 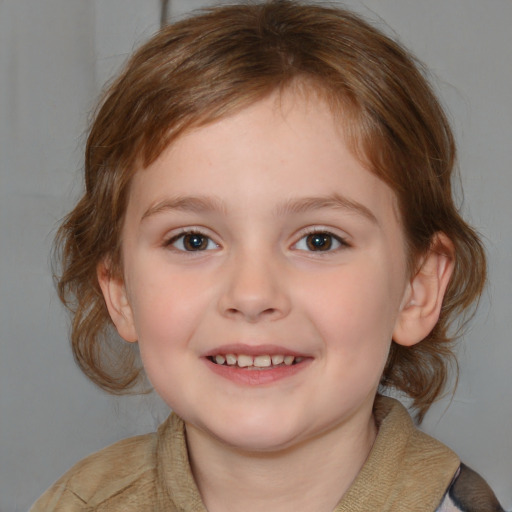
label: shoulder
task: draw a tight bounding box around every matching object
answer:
[372,398,506,512]
[30,429,160,511]
[374,396,461,473]
[437,464,506,512]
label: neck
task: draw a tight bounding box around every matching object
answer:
[185,411,377,512]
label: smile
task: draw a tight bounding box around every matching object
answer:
[207,354,304,369]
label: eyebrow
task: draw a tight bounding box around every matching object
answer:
[141,193,378,224]
[142,196,228,220]
[276,193,378,224]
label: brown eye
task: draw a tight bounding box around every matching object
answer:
[306,233,333,251]
[168,232,218,251]
[293,231,346,252]
[183,233,208,251]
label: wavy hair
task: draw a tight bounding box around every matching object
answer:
[55,0,486,421]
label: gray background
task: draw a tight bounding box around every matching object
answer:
[1,1,510,510]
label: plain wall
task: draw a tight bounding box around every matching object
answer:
[1,1,510,510]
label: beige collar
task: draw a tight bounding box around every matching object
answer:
[157,397,459,511]
[334,396,459,511]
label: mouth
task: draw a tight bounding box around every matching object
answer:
[203,347,311,385]
[207,353,305,370]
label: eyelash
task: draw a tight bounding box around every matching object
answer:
[164,230,219,252]
[293,229,349,253]
[164,228,349,253]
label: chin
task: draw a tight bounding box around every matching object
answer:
[220,427,301,454]
[201,412,305,454]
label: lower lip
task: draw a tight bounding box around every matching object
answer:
[204,358,312,386]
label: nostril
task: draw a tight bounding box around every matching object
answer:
[219,283,291,321]
[224,306,279,321]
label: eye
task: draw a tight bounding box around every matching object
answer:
[166,231,218,252]
[294,231,346,252]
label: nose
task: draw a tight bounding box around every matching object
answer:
[218,251,291,323]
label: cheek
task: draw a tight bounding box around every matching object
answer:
[126,265,214,353]
[128,279,208,401]
[301,260,402,354]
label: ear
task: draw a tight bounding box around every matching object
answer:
[393,233,455,347]
[97,261,138,343]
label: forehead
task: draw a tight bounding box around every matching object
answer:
[126,89,401,229]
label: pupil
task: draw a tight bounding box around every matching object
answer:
[184,234,207,251]
[307,233,332,251]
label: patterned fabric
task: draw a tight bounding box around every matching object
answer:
[436,464,506,512]
[31,397,505,511]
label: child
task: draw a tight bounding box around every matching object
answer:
[31,1,505,511]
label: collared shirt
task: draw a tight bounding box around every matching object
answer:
[31,397,504,511]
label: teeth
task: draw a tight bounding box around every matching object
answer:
[284,355,295,366]
[271,354,284,365]
[254,355,271,368]
[211,353,303,368]
[226,354,237,366]
[237,354,253,368]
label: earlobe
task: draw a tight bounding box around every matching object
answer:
[393,233,455,347]
[97,262,138,343]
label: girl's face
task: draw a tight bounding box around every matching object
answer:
[105,90,413,453]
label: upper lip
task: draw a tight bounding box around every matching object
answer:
[202,344,309,358]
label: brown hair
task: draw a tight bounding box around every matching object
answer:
[55,0,486,421]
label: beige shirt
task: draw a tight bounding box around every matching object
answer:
[31,397,460,511]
